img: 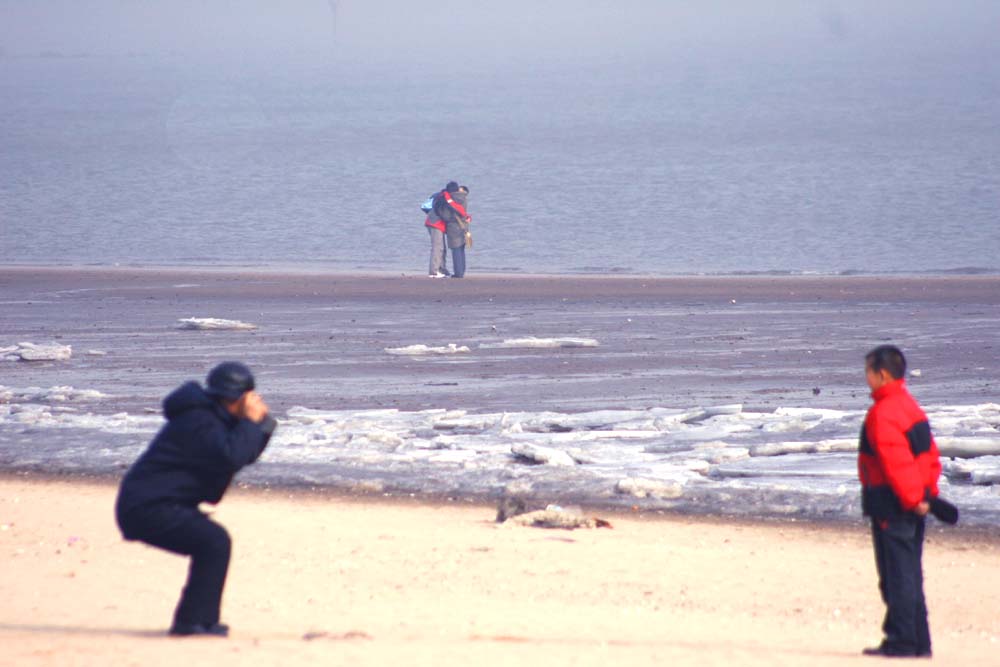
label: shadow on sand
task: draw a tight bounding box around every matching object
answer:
[0,623,170,639]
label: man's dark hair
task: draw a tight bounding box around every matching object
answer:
[445,181,459,193]
[865,345,907,380]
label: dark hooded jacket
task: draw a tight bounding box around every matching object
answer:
[435,190,470,249]
[115,381,276,538]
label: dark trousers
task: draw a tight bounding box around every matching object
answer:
[871,515,931,655]
[135,510,232,627]
[451,245,466,278]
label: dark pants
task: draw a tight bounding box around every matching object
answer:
[451,245,466,278]
[124,508,232,628]
[871,515,931,655]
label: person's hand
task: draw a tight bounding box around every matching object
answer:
[240,391,270,423]
[914,501,930,516]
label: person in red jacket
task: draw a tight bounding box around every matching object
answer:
[857,345,941,658]
[424,181,458,277]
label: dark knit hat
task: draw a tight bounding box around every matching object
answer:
[205,361,255,400]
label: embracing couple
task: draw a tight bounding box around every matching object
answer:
[424,181,472,278]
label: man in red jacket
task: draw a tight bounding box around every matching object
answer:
[857,345,941,658]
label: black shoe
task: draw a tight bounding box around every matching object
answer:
[862,644,921,658]
[169,622,229,637]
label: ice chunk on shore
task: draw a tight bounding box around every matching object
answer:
[385,344,470,355]
[511,443,577,466]
[176,317,257,331]
[616,478,683,499]
[0,404,161,434]
[0,342,73,362]
[692,443,750,464]
[711,454,857,480]
[970,470,1000,485]
[480,337,599,349]
[750,439,856,457]
[0,385,108,402]
[943,456,1000,484]
[937,437,1000,458]
[353,429,405,448]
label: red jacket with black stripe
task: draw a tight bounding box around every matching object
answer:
[425,191,470,233]
[858,379,941,520]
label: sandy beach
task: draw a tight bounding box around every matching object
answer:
[1,473,999,666]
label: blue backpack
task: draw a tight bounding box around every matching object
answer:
[420,192,438,214]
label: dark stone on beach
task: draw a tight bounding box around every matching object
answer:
[496,496,527,523]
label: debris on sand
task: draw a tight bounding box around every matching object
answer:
[497,499,612,530]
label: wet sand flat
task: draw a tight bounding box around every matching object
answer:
[2,267,998,415]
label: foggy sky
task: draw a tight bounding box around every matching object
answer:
[2,1,998,71]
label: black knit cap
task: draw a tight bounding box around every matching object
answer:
[205,361,255,400]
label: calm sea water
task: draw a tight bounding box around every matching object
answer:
[2,54,998,275]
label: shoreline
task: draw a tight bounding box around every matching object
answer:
[3,261,999,279]
[5,469,998,540]
[4,264,1000,303]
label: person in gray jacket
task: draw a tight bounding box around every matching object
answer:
[437,185,471,278]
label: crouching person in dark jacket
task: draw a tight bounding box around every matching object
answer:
[115,361,277,637]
